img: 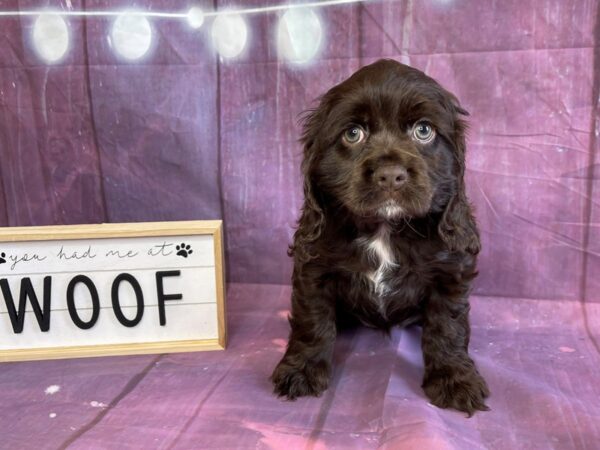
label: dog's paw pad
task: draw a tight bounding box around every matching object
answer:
[175,243,193,258]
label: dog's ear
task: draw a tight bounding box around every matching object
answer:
[438,101,481,255]
[288,98,331,263]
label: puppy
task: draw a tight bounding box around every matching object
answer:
[271,59,489,415]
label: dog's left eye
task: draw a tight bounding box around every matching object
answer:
[342,126,365,145]
[412,122,436,144]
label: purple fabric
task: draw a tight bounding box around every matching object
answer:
[0,0,599,301]
[1,0,600,448]
[0,284,599,449]
[0,0,597,295]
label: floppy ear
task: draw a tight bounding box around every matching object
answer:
[288,100,331,264]
[438,102,481,255]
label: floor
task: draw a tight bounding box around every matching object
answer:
[1,283,599,449]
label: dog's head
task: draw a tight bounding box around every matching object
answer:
[295,59,479,257]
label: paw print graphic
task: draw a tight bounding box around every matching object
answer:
[0,252,6,264]
[176,243,193,258]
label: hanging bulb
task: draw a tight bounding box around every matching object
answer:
[110,12,153,61]
[32,13,70,63]
[187,7,205,29]
[211,12,248,59]
[277,8,322,64]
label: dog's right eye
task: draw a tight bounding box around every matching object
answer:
[342,126,365,145]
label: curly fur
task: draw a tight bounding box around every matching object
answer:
[271,59,489,416]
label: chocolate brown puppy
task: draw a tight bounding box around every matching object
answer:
[271,59,489,416]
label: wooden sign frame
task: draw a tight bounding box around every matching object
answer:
[0,220,226,362]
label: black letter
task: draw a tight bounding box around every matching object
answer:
[66,275,100,330]
[0,276,52,333]
[155,270,183,326]
[111,273,144,327]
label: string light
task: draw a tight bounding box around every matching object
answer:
[110,12,153,61]
[277,8,322,64]
[212,13,248,59]
[0,0,371,63]
[186,7,205,29]
[32,13,69,63]
[0,1,366,17]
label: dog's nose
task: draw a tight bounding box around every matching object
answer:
[374,166,408,190]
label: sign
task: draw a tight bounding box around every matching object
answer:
[0,221,226,362]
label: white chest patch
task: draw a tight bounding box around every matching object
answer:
[378,200,404,220]
[363,224,396,299]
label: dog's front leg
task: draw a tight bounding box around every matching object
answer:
[271,270,336,400]
[421,293,489,416]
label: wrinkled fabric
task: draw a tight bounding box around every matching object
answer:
[0,284,599,449]
[0,0,597,295]
[0,0,599,448]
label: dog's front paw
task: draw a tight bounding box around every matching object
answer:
[423,366,490,416]
[271,358,330,400]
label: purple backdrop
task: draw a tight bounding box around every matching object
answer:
[1,0,598,301]
[0,0,598,302]
[1,0,599,448]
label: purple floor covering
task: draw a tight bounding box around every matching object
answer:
[1,283,599,449]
